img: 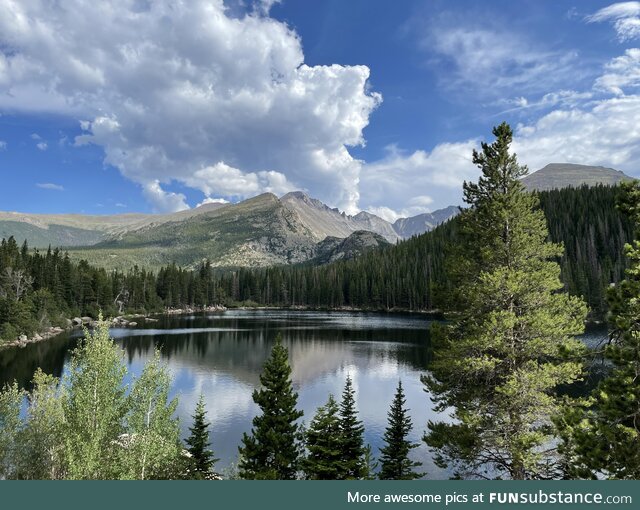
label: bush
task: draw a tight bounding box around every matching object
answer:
[0,322,18,342]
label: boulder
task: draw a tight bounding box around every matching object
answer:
[72,317,83,327]
[81,316,92,324]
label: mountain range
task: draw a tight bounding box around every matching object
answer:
[0,191,456,270]
[0,163,633,270]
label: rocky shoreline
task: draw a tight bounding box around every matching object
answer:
[0,305,228,350]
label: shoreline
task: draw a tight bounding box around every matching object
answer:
[0,304,604,351]
[0,305,229,351]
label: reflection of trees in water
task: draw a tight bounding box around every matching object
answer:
[117,317,434,387]
[0,333,78,389]
[0,315,608,397]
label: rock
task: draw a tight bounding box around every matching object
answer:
[128,322,137,327]
[64,318,73,328]
[33,333,42,341]
[72,317,83,327]
[81,316,92,324]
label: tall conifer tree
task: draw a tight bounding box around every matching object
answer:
[302,394,344,479]
[186,394,218,479]
[238,334,303,479]
[423,123,588,479]
[379,381,422,480]
[339,375,366,479]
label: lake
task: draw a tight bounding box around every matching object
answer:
[0,310,608,479]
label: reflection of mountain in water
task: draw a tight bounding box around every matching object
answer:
[0,311,434,389]
[113,313,433,387]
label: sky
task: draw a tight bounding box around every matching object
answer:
[0,0,639,221]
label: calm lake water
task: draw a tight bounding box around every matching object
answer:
[0,310,609,479]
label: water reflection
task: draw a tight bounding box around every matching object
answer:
[0,311,608,479]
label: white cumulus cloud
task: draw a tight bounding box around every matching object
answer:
[0,0,380,213]
[360,141,479,219]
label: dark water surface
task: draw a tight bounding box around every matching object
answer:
[0,310,608,478]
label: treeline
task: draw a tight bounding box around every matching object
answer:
[214,184,632,316]
[0,322,421,480]
[0,237,162,342]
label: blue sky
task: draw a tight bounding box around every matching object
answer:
[1,0,639,220]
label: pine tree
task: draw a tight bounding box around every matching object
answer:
[186,394,218,479]
[379,381,423,480]
[238,334,303,479]
[423,123,588,479]
[302,394,345,479]
[339,375,366,479]
[557,180,640,479]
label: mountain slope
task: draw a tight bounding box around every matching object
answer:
[522,163,633,191]
[69,193,317,269]
[312,230,391,265]
[1,192,457,269]
[393,206,459,239]
[0,202,228,248]
[280,192,399,242]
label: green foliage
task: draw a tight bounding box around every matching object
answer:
[557,180,640,479]
[302,394,345,479]
[0,317,183,479]
[339,375,367,479]
[423,123,588,480]
[0,381,23,479]
[379,381,423,480]
[62,319,128,479]
[185,394,219,479]
[238,334,304,479]
[118,351,181,480]
[20,369,66,479]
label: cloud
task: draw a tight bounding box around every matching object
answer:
[360,141,479,218]
[426,25,580,96]
[30,133,41,140]
[0,140,6,150]
[142,181,189,213]
[196,197,230,208]
[367,194,436,223]
[0,1,380,213]
[495,90,593,116]
[36,142,47,151]
[594,48,640,95]
[184,162,295,200]
[587,2,640,41]
[36,182,64,191]
[512,94,640,172]
[255,0,282,15]
[115,202,127,208]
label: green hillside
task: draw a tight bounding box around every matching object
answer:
[67,193,318,270]
[0,221,106,248]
